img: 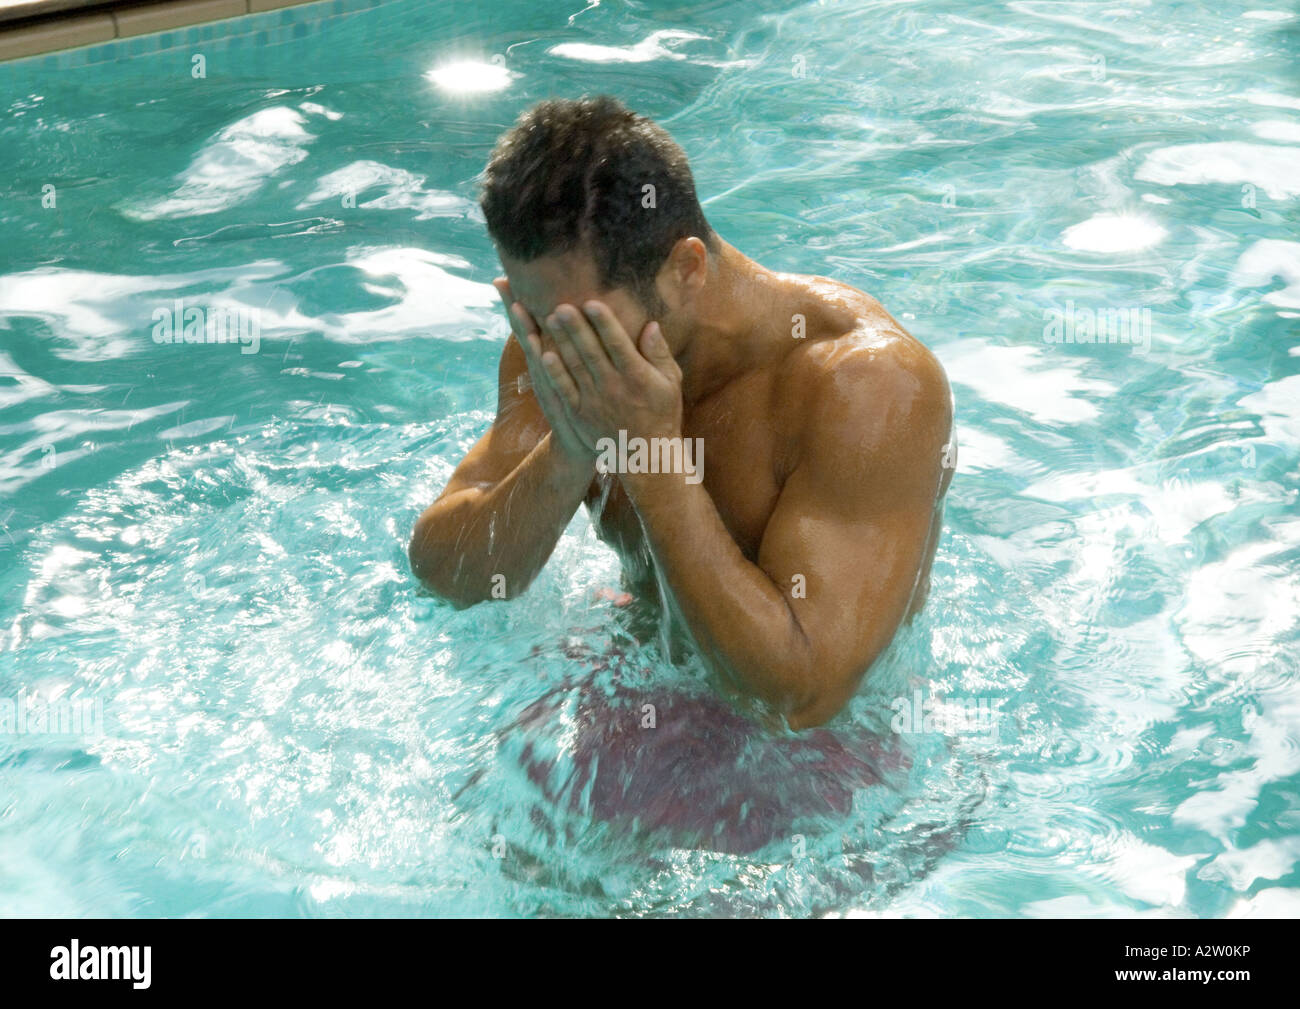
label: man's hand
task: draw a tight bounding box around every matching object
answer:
[492,278,594,468]
[409,283,604,606]
[536,301,683,454]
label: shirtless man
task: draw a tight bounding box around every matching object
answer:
[409,96,954,730]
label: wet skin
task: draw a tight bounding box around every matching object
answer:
[410,237,954,729]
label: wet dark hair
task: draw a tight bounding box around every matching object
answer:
[480,95,716,314]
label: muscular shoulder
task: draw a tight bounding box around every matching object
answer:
[781,295,952,504]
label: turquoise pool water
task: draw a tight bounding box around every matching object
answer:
[1,0,1298,917]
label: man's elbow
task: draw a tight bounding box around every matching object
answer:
[408,524,480,608]
[409,557,495,609]
[409,556,463,607]
[407,525,529,608]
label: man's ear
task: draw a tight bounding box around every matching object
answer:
[662,237,709,308]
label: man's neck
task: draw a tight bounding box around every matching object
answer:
[672,240,787,407]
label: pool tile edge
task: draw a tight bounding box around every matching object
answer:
[112,0,248,39]
[0,0,325,62]
[0,11,114,60]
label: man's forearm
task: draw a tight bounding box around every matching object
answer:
[410,434,593,605]
[622,471,816,714]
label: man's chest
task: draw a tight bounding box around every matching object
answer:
[584,385,788,561]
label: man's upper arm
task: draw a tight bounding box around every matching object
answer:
[756,340,952,724]
[439,336,550,499]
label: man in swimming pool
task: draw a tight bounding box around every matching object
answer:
[409,96,954,730]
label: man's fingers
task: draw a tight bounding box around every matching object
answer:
[521,334,588,450]
[530,362,564,417]
[516,329,548,380]
[499,290,545,374]
[493,278,540,343]
[510,302,540,340]
[545,309,600,392]
[540,349,581,410]
[551,306,611,386]
[494,278,592,450]
[638,321,678,377]
[582,301,640,373]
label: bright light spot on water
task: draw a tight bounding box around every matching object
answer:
[425,60,514,93]
[49,595,87,617]
[1062,213,1166,253]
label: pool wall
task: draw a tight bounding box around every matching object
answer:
[0,0,349,62]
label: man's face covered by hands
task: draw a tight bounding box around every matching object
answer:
[492,246,685,463]
[497,248,655,359]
